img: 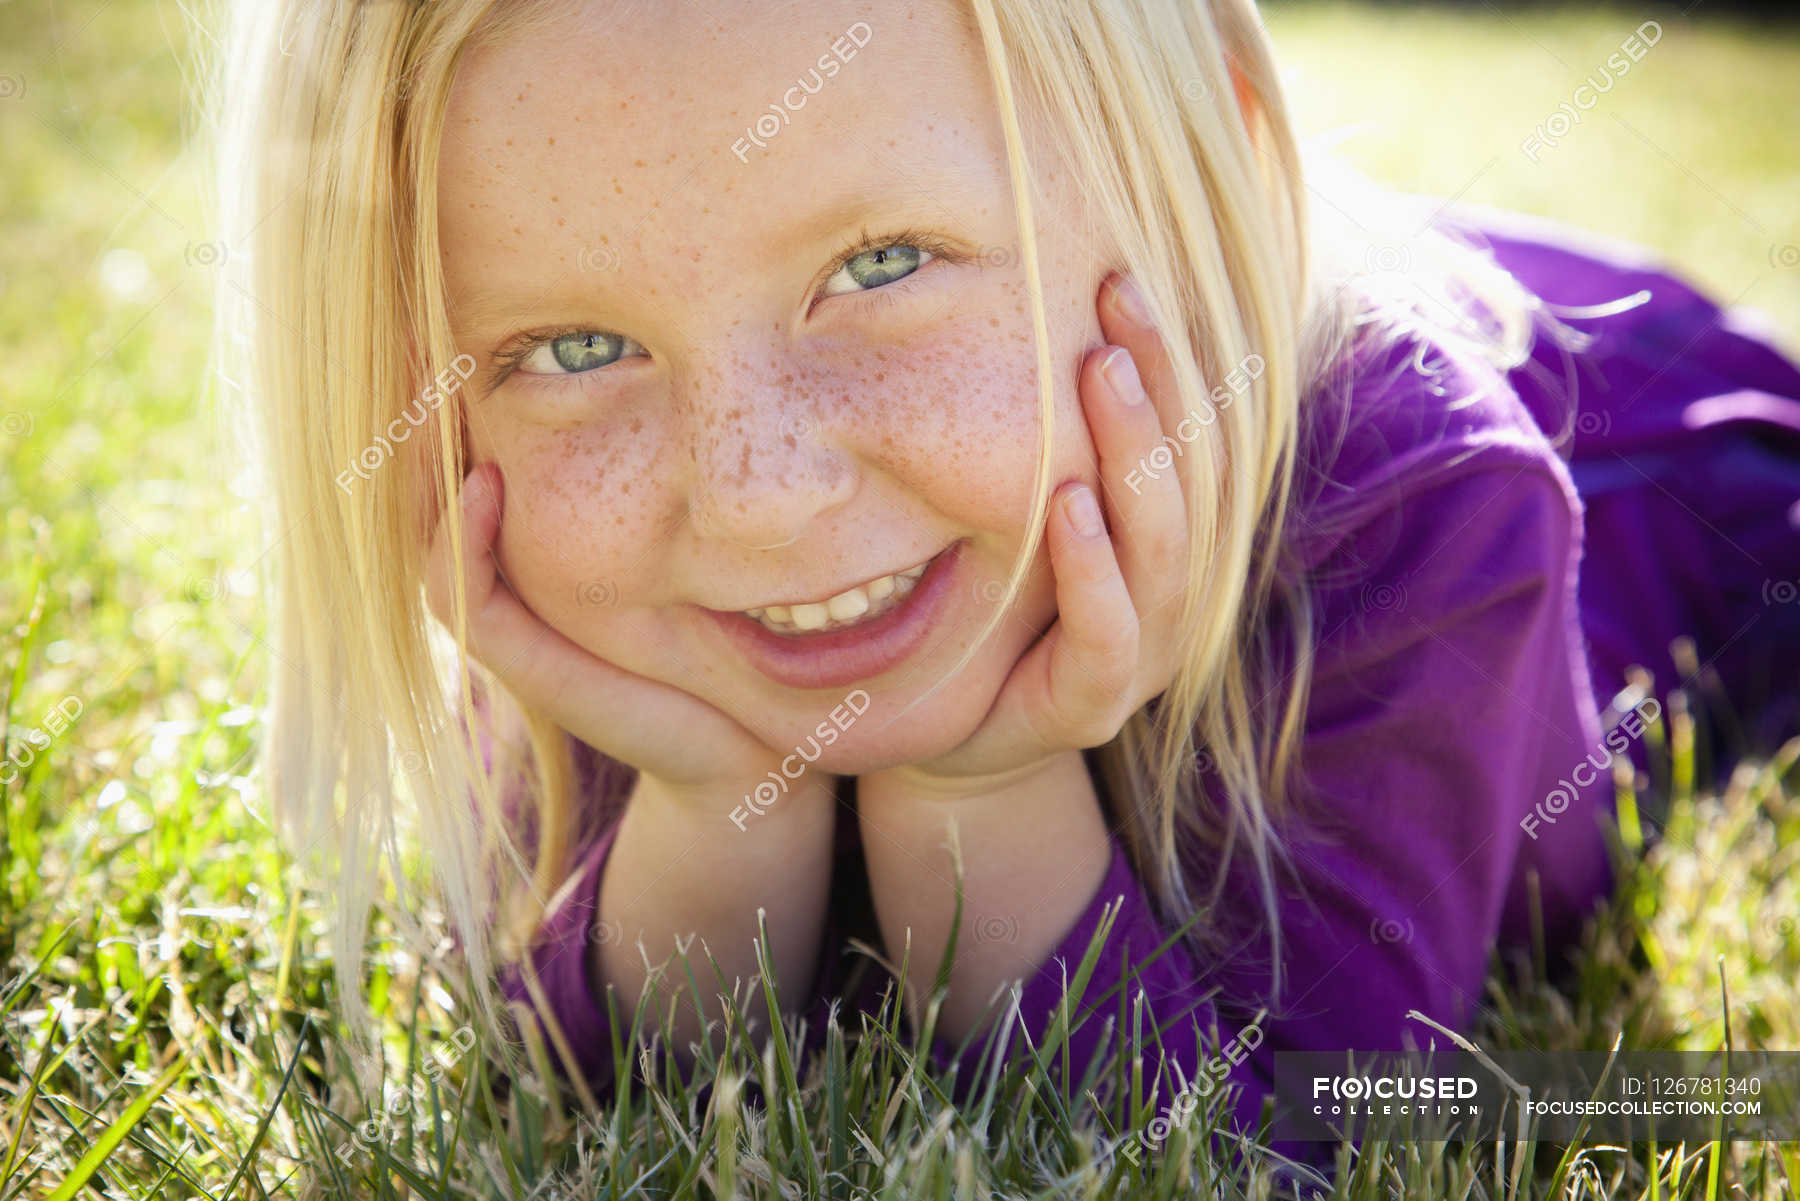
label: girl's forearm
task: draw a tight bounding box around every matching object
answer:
[856,751,1112,1042]
[593,770,837,1054]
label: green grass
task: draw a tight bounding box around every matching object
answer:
[1271,2,1800,351]
[2,1,1798,1196]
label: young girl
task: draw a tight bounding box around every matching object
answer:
[216,0,1800,1161]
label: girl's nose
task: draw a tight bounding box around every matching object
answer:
[677,361,859,551]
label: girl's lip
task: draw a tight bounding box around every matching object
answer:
[705,541,963,692]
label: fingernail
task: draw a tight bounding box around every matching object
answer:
[1063,485,1103,538]
[1109,275,1154,328]
[1101,346,1146,405]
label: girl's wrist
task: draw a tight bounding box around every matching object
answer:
[857,748,1089,809]
[854,748,1112,1039]
[596,763,840,1055]
[632,763,840,828]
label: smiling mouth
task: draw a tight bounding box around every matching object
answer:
[741,555,935,635]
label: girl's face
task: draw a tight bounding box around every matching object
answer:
[438,0,1114,774]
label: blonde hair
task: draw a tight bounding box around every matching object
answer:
[214,0,1546,1073]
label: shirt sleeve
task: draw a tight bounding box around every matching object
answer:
[922,830,1274,1145]
[926,441,1616,1165]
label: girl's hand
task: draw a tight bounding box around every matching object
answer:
[867,274,1190,797]
[424,463,807,801]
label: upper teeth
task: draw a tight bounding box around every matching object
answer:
[745,560,929,633]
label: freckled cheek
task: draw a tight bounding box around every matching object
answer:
[484,427,676,625]
[863,334,1098,535]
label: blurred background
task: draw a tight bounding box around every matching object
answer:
[1,0,1796,1193]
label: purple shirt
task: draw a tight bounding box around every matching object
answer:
[500,209,1800,1163]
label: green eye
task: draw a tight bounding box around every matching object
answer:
[519,330,646,375]
[821,244,934,297]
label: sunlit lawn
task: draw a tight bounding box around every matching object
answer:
[2,1,1797,1196]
